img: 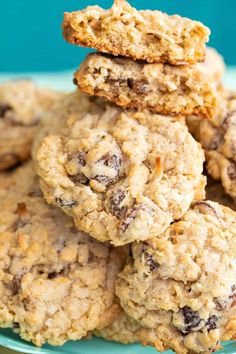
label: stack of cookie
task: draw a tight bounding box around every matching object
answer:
[1,1,236,354]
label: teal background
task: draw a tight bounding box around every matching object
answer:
[0,0,236,72]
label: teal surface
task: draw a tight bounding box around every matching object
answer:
[0,0,236,72]
[0,329,236,354]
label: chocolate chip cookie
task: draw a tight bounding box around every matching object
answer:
[0,80,62,171]
[0,162,125,346]
[116,201,236,353]
[74,49,220,119]
[34,92,205,246]
[63,0,210,65]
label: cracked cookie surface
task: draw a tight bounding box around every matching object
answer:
[34,92,205,246]
[0,163,125,346]
[63,0,210,65]
[188,90,236,203]
[0,80,62,171]
[74,50,220,119]
[116,201,236,353]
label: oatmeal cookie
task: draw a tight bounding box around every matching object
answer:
[74,51,219,119]
[63,0,210,65]
[188,90,236,203]
[116,201,236,353]
[0,163,125,346]
[0,80,62,171]
[34,92,205,246]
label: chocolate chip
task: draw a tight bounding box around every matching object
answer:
[105,77,127,86]
[94,151,123,187]
[119,204,141,234]
[228,162,236,180]
[56,198,77,208]
[108,187,128,219]
[146,255,159,271]
[10,275,22,296]
[181,306,202,334]
[0,104,13,117]
[70,174,89,185]
[74,151,86,167]
[141,245,159,271]
[67,151,89,185]
[206,315,218,331]
[127,79,149,95]
[13,322,20,329]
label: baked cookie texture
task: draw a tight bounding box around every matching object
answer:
[187,90,236,203]
[95,307,191,352]
[116,201,236,353]
[34,91,205,246]
[0,163,126,346]
[74,50,220,119]
[95,306,142,344]
[0,80,62,171]
[63,0,210,65]
[96,305,236,352]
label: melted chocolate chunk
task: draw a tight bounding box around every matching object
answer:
[94,151,123,186]
[146,255,159,271]
[13,322,20,329]
[10,275,22,296]
[48,270,64,279]
[181,306,202,333]
[70,174,89,185]
[206,315,218,331]
[56,198,77,208]
[109,187,128,219]
[105,77,127,86]
[141,245,159,271]
[127,79,149,95]
[119,204,141,234]
[67,151,89,185]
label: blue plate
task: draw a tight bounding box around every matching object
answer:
[0,329,236,354]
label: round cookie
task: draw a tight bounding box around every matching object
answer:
[35,92,205,246]
[0,162,125,346]
[0,80,63,171]
[116,201,236,353]
[188,90,236,203]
